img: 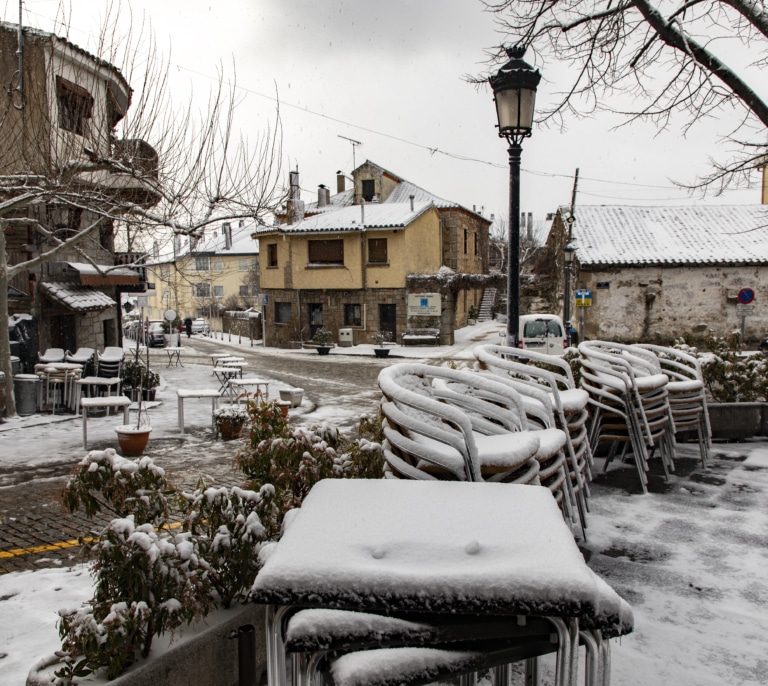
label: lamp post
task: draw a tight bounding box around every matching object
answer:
[490,46,541,347]
[563,243,576,347]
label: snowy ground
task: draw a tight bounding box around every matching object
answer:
[1,320,767,684]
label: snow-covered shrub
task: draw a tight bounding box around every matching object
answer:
[57,516,211,681]
[178,484,274,607]
[235,404,384,533]
[677,331,768,402]
[61,449,172,526]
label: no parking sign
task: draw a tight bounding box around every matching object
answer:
[738,288,755,305]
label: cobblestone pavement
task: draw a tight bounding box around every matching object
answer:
[0,337,395,574]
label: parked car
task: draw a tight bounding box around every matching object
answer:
[519,314,566,355]
[191,318,209,334]
[146,321,165,347]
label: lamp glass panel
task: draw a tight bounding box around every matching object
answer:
[495,88,537,133]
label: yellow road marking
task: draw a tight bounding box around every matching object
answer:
[0,537,96,559]
[0,522,182,559]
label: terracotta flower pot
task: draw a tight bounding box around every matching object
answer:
[115,425,152,457]
[217,419,244,440]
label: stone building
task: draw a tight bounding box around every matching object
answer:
[0,22,157,355]
[545,205,768,344]
[256,161,492,347]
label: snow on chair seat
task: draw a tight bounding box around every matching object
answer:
[378,364,547,485]
[176,388,221,434]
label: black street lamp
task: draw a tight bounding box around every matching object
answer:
[563,242,576,347]
[490,46,541,347]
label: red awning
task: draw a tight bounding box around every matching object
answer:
[66,262,140,286]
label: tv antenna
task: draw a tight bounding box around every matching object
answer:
[338,135,362,169]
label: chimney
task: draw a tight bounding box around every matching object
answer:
[318,184,327,208]
[288,169,301,224]
[527,212,533,240]
[409,194,415,212]
[763,164,768,204]
[337,170,345,194]
[223,222,232,250]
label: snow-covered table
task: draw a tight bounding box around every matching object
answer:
[252,480,601,686]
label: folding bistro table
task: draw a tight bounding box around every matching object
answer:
[251,480,604,686]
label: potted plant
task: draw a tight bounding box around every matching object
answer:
[122,359,161,401]
[116,346,154,456]
[213,405,249,440]
[312,327,334,355]
[371,331,392,358]
[467,305,478,325]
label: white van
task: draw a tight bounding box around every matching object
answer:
[519,314,566,355]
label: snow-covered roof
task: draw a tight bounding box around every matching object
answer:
[178,221,260,257]
[572,205,768,266]
[302,161,484,220]
[253,201,435,235]
[0,22,131,95]
[39,282,116,312]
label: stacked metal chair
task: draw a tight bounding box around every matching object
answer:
[262,504,633,686]
[475,344,593,534]
[636,344,711,467]
[65,347,96,377]
[378,364,574,495]
[578,341,676,493]
[38,348,65,363]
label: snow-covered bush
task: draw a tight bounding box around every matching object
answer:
[676,331,768,402]
[58,452,270,681]
[57,516,211,681]
[235,403,384,535]
[178,484,274,608]
[61,449,171,526]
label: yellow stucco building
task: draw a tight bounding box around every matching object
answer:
[255,161,491,347]
[141,221,259,328]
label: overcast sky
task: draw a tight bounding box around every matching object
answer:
[11,0,763,223]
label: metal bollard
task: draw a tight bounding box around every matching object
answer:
[238,624,257,686]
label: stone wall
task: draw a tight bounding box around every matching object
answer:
[576,264,768,344]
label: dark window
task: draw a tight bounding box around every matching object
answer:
[368,238,388,264]
[308,239,344,265]
[195,255,209,271]
[239,285,249,296]
[344,304,362,327]
[267,243,278,268]
[362,179,375,202]
[275,301,292,323]
[56,77,93,135]
[194,282,210,298]
[252,286,259,295]
[474,232,478,256]
[463,229,468,254]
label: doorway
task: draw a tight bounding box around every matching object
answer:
[50,314,77,351]
[379,304,396,343]
[309,303,323,339]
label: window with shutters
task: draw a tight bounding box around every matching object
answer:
[308,239,344,265]
[56,77,93,135]
[367,238,388,264]
[267,244,278,268]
